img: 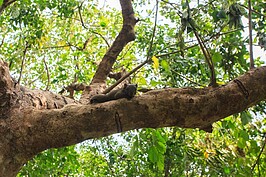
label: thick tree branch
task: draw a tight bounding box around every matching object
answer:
[91,0,137,84]
[80,0,138,104]
[34,67,266,140]
[0,60,77,110]
[2,66,266,175]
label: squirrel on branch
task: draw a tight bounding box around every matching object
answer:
[90,84,137,104]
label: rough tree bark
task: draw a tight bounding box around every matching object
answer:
[0,0,266,177]
[1,59,266,176]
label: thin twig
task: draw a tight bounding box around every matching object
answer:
[73,55,79,83]
[91,31,110,48]
[17,42,29,85]
[78,1,110,48]
[248,0,254,69]
[172,70,205,87]
[251,133,266,173]
[146,0,159,60]
[186,0,216,85]
[117,42,135,62]
[43,57,50,91]
[27,77,39,86]
[0,36,5,48]
[78,1,87,29]
[103,59,149,94]
[156,28,240,58]
[42,45,71,50]
[240,4,266,18]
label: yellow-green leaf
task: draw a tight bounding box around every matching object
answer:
[152,56,159,70]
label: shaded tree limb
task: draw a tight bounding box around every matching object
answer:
[59,83,88,99]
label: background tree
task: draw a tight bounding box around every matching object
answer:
[0,0,265,176]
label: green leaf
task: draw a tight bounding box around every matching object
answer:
[100,21,107,27]
[148,146,158,163]
[156,141,166,154]
[223,166,230,174]
[250,140,259,153]
[237,138,246,148]
[157,156,165,171]
[212,52,223,63]
[240,112,252,125]
[161,60,170,72]
[138,77,147,85]
[0,0,3,6]
[154,130,166,144]
[239,130,249,141]
[129,136,139,156]
[211,10,219,22]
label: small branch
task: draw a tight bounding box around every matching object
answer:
[17,42,29,86]
[43,57,50,91]
[251,133,266,173]
[78,2,110,48]
[42,45,71,50]
[0,0,17,15]
[78,1,87,29]
[248,0,254,69]
[108,69,128,81]
[81,37,91,50]
[193,30,217,86]
[0,36,5,48]
[172,70,205,87]
[73,55,79,83]
[103,59,149,94]
[240,4,266,18]
[27,77,39,86]
[91,31,110,48]
[146,0,159,59]
[186,0,216,86]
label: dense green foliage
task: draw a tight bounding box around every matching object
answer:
[0,0,265,176]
